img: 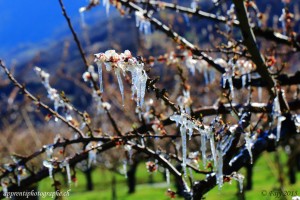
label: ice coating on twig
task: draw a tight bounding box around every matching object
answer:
[34,67,74,121]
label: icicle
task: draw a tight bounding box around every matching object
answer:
[258,87,262,102]
[189,168,194,181]
[1,178,8,195]
[228,77,234,98]
[103,0,110,15]
[46,146,54,159]
[123,160,128,178]
[43,160,53,179]
[216,145,223,189]
[209,133,217,167]
[135,11,151,34]
[200,131,207,168]
[242,74,247,88]
[191,0,197,10]
[140,137,145,147]
[96,62,103,93]
[124,145,132,162]
[180,125,187,177]
[231,172,244,193]
[88,150,97,168]
[66,163,71,186]
[210,69,215,83]
[186,121,194,140]
[115,68,124,106]
[79,10,87,28]
[139,71,147,107]
[166,168,170,185]
[204,68,209,85]
[277,116,286,142]
[245,133,253,164]
[17,174,21,186]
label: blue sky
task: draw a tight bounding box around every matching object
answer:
[0,0,104,63]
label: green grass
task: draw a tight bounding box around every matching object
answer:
[38,150,300,200]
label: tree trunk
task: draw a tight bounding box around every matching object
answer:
[112,175,117,200]
[127,161,138,194]
[84,168,94,191]
[246,164,253,190]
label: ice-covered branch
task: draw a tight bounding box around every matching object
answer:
[117,0,226,74]
[0,61,85,138]
[135,0,300,51]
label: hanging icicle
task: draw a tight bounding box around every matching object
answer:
[200,130,207,168]
[103,0,110,15]
[123,160,128,179]
[94,50,148,108]
[209,131,217,167]
[124,144,133,163]
[135,11,151,34]
[170,113,199,176]
[166,168,170,185]
[216,144,223,189]
[1,178,9,195]
[17,166,26,186]
[180,125,187,176]
[43,160,53,179]
[272,90,286,142]
[115,68,125,106]
[60,160,72,186]
[277,115,286,142]
[86,143,97,168]
[258,87,262,102]
[221,58,235,98]
[45,145,54,159]
[231,172,245,193]
[244,132,254,164]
